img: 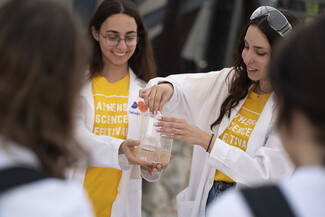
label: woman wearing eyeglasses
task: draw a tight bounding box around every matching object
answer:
[69,0,161,217]
[140,6,300,217]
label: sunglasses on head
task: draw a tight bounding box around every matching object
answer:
[250,6,292,37]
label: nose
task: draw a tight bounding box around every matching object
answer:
[116,38,128,49]
[242,49,254,65]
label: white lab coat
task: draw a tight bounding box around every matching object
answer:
[0,138,95,217]
[147,67,294,217]
[69,69,160,217]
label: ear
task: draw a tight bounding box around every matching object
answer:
[92,26,99,41]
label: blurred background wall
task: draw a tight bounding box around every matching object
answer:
[1,0,324,216]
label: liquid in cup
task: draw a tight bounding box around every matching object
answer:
[135,112,173,164]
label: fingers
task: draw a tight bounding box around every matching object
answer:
[157,116,185,123]
[153,116,204,144]
[159,95,170,112]
[132,155,169,173]
[154,117,185,139]
[155,116,186,129]
[147,163,167,171]
[123,140,173,170]
[122,140,151,166]
[139,84,173,114]
[139,89,150,106]
[155,127,183,137]
[128,155,150,166]
[120,139,139,155]
[152,87,164,113]
[125,139,140,147]
[139,89,146,99]
[139,87,158,114]
[159,163,168,170]
[147,85,161,114]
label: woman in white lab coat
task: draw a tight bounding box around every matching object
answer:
[207,15,325,217]
[69,1,162,217]
[141,6,300,217]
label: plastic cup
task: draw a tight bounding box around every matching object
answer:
[135,112,173,164]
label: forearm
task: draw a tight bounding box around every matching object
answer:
[207,137,294,186]
[74,123,125,170]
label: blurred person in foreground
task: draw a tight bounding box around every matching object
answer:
[207,16,325,217]
[140,6,299,217]
[0,0,94,216]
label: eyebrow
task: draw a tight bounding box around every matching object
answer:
[105,30,137,34]
[244,39,270,51]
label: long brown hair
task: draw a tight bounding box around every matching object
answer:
[88,0,157,82]
[0,0,90,178]
[211,10,300,130]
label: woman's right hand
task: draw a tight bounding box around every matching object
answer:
[139,82,173,114]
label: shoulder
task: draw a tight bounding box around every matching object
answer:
[129,68,146,88]
[164,68,234,91]
[0,178,94,217]
[173,67,233,79]
[279,167,325,217]
[80,77,92,97]
[206,189,253,217]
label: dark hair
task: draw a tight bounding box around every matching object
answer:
[88,0,157,82]
[211,9,300,129]
[0,0,90,178]
[270,17,325,149]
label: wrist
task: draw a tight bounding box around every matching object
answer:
[157,81,174,90]
[200,131,212,150]
[118,142,124,154]
[206,134,215,153]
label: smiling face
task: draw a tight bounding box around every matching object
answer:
[92,13,137,70]
[242,25,271,84]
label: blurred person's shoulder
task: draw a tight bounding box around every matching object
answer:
[279,166,325,217]
[206,188,253,217]
[0,178,95,217]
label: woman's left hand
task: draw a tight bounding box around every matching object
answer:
[154,116,212,149]
[141,155,173,178]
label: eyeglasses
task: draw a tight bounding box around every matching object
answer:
[250,6,292,37]
[99,32,140,47]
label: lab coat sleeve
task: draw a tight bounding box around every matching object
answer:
[207,130,294,187]
[74,95,130,171]
[146,76,193,120]
[146,69,232,122]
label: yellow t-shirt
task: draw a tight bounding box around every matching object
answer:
[83,73,129,217]
[214,86,271,182]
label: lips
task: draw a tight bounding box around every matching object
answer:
[112,51,127,57]
[247,67,257,71]
[246,66,258,75]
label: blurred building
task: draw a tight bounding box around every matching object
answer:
[137,0,325,76]
[1,0,322,75]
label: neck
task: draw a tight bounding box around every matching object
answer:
[101,64,128,83]
[284,112,325,167]
[255,81,272,95]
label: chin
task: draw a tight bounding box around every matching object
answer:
[247,75,259,81]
